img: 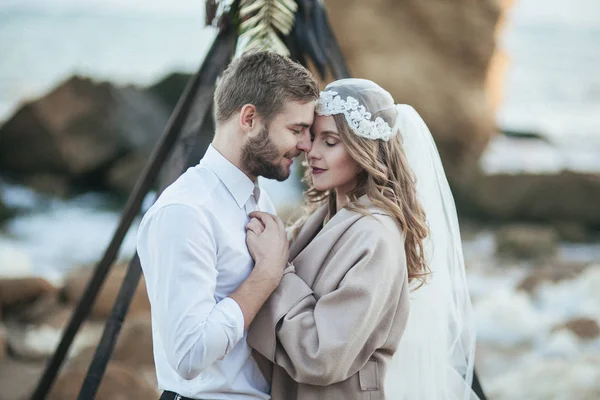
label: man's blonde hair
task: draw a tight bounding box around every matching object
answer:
[214,51,319,124]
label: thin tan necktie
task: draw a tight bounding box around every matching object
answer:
[245,184,261,214]
[247,183,274,383]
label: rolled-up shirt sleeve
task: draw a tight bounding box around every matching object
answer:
[137,204,245,380]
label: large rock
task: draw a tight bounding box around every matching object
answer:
[146,72,192,112]
[62,263,150,319]
[0,278,58,316]
[2,291,60,325]
[553,221,597,243]
[0,76,169,193]
[455,171,600,227]
[104,151,150,196]
[0,196,12,222]
[103,72,193,195]
[554,318,600,341]
[495,224,558,260]
[0,357,46,400]
[324,0,513,183]
[112,316,154,367]
[517,262,589,293]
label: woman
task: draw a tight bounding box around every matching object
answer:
[246,79,477,400]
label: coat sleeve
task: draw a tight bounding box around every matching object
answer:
[247,217,408,386]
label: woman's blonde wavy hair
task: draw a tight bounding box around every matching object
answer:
[294,110,430,287]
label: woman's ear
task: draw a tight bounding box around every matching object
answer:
[239,104,258,133]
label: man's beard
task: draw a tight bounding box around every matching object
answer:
[241,126,294,181]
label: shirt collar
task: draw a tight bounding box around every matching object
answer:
[201,144,258,209]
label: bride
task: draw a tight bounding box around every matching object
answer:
[246,78,478,400]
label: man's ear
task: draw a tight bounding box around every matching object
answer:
[239,104,259,134]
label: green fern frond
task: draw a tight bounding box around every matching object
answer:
[237,0,297,56]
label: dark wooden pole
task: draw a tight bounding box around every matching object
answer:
[321,8,350,79]
[76,28,237,400]
[76,255,143,400]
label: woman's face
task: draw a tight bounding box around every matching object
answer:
[308,115,361,194]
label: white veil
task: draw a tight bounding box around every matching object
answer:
[318,79,478,400]
[388,104,478,400]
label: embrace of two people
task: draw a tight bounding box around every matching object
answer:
[136,51,478,400]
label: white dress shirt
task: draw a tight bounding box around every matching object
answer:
[137,145,275,399]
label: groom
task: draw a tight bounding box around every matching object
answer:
[137,51,319,400]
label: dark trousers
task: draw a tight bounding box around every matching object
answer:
[159,391,199,400]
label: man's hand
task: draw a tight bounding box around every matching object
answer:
[246,211,289,283]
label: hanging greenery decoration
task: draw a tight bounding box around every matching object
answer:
[237,0,298,56]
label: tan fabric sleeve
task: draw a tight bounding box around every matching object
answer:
[247,271,314,364]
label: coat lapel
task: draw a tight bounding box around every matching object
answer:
[289,204,328,261]
[290,196,386,262]
[291,206,365,288]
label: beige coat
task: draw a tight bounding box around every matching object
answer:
[247,199,410,400]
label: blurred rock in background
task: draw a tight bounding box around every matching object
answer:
[324,0,512,185]
[0,263,155,400]
[455,171,600,228]
[0,74,186,198]
[495,224,558,260]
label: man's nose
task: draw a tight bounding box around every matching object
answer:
[297,130,312,153]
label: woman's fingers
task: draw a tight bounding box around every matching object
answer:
[274,215,285,232]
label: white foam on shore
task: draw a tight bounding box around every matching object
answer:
[475,287,547,346]
[486,355,600,400]
[535,266,600,321]
[0,242,32,278]
[481,135,600,174]
[18,324,103,359]
[468,248,600,349]
[461,225,600,398]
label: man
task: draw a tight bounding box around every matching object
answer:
[137,51,319,400]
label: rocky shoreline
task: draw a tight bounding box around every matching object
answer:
[0,263,157,400]
[1,219,599,399]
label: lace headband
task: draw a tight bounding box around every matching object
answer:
[315,90,397,141]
